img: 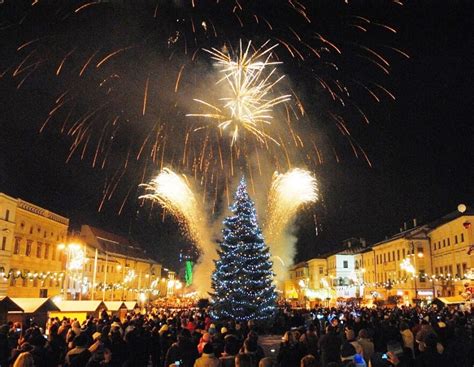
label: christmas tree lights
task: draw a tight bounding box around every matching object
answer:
[211,178,277,321]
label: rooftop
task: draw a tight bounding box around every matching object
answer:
[82,225,158,264]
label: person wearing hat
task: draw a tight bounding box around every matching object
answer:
[64,333,92,367]
[212,327,228,358]
[208,324,217,336]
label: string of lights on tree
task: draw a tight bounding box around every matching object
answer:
[211,178,277,322]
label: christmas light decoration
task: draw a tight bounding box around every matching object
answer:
[211,178,277,321]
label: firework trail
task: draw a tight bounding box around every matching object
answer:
[265,168,318,282]
[139,168,216,293]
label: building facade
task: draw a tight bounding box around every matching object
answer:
[77,225,162,302]
[369,226,434,304]
[284,262,309,306]
[284,209,474,307]
[0,193,68,298]
[428,211,474,297]
[0,193,17,297]
[0,193,164,301]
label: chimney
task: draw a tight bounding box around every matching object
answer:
[403,222,407,231]
[413,218,417,227]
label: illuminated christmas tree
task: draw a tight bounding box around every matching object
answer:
[211,178,276,321]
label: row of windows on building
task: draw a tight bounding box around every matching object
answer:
[12,238,60,260]
[18,221,66,242]
[375,247,422,265]
[432,233,465,251]
[1,208,64,240]
[434,263,468,277]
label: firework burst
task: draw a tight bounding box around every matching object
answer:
[139,167,217,293]
[265,168,318,281]
[139,168,205,244]
[187,41,291,146]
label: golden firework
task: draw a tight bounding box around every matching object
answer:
[187,40,291,146]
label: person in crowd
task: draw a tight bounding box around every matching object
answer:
[299,324,318,358]
[165,329,199,367]
[220,335,240,367]
[399,322,414,358]
[0,324,11,367]
[415,333,447,366]
[414,320,435,353]
[235,353,253,367]
[345,327,363,357]
[13,351,35,367]
[194,343,221,367]
[340,342,359,367]
[277,331,302,367]
[64,333,92,367]
[445,325,474,367]
[319,326,342,367]
[1,300,472,367]
[300,354,317,367]
[357,329,374,365]
[239,336,264,366]
[198,333,212,355]
[149,326,161,367]
[258,357,275,367]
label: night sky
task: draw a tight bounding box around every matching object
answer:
[0,0,472,270]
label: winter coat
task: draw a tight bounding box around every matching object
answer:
[277,342,302,367]
[219,355,235,367]
[319,332,342,367]
[165,339,199,367]
[415,348,447,367]
[401,329,415,356]
[300,331,319,358]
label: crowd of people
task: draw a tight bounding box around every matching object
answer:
[0,303,472,367]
